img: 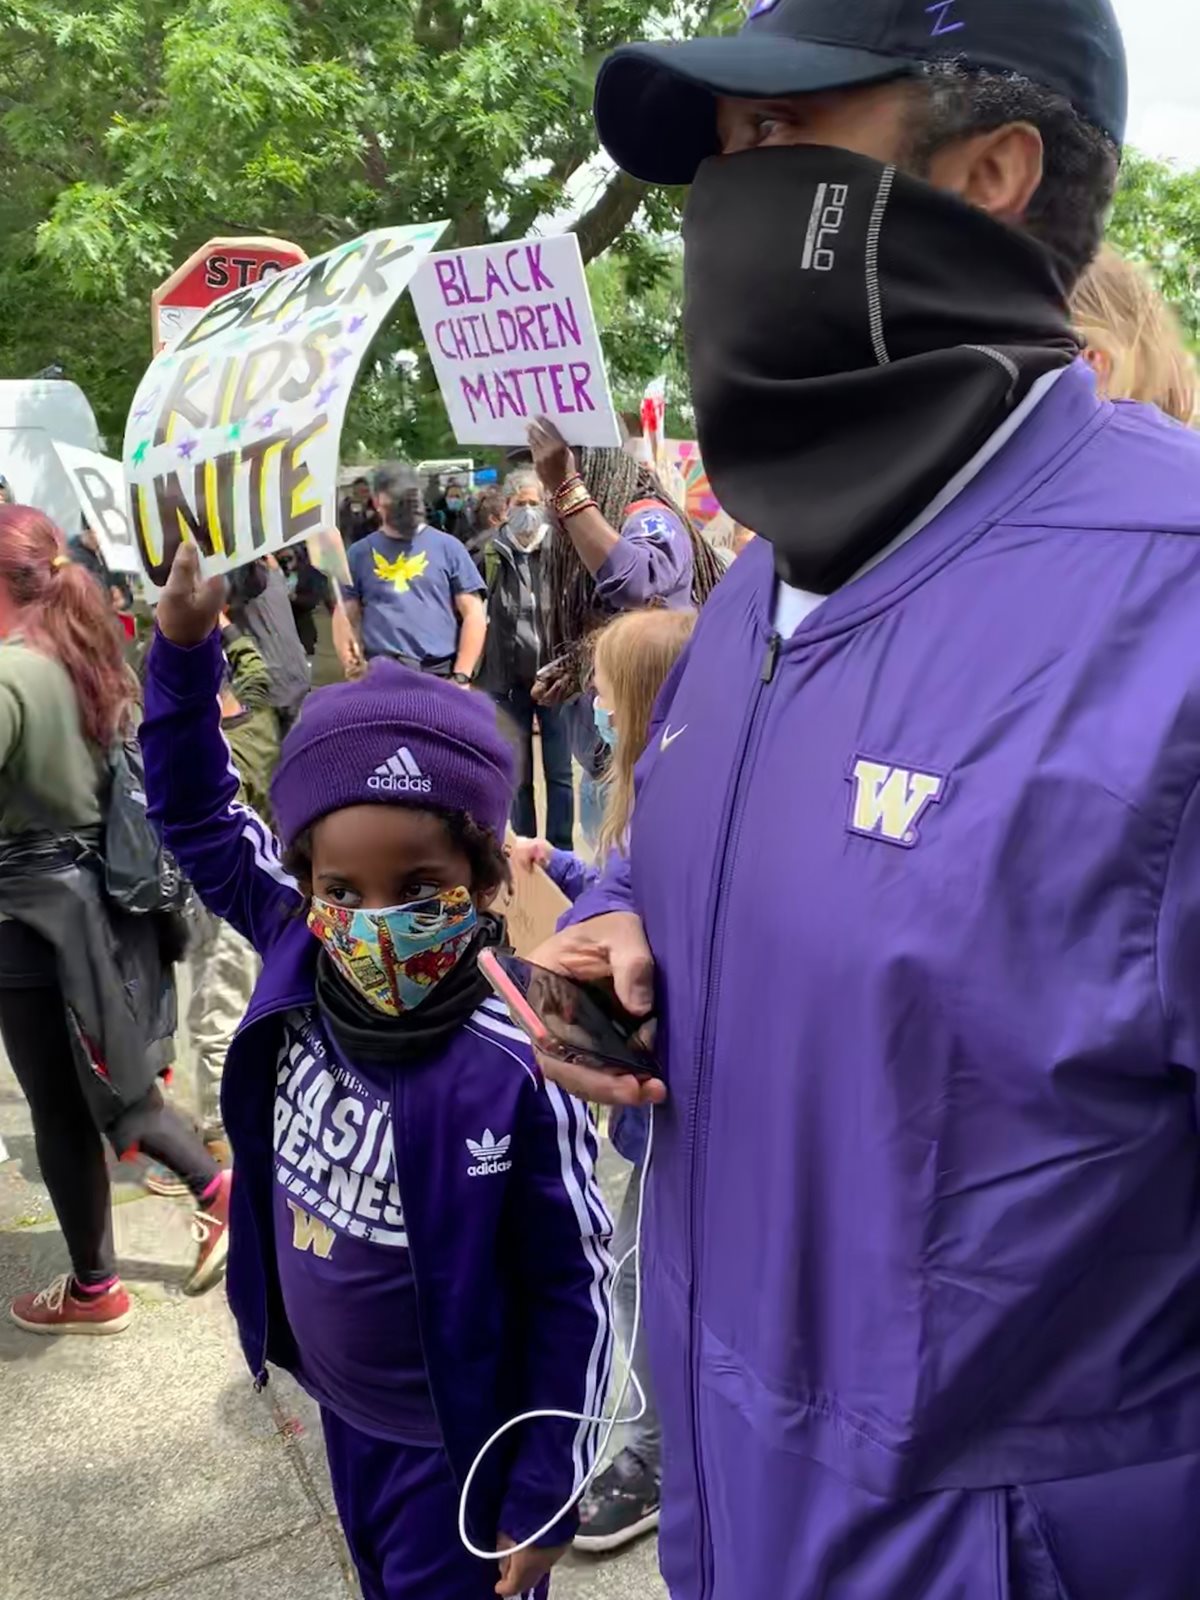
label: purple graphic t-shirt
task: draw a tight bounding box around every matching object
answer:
[272,1009,439,1444]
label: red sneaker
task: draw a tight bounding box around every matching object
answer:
[10,1275,132,1336]
[186,1170,231,1295]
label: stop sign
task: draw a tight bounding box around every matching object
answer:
[151,236,308,352]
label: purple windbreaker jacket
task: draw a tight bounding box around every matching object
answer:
[140,631,614,1552]
[572,365,1200,1598]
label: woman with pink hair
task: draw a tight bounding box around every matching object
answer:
[0,505,229,1334]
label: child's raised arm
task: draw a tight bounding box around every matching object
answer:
[140,545,302,955]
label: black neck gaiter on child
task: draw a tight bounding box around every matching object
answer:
[316,914,506,1065]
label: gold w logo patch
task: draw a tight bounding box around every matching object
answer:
[372,547,429,593]
[847,757,945,849]
[288,1200,336,1258]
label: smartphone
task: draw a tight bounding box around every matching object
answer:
[478,949,661,1079]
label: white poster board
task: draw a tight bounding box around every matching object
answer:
[122,222,447,586]
[52,442,142,574]
[409,234,620,448]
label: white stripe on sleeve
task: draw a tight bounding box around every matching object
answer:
[545,1081,615,1484]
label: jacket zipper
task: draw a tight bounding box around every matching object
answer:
[687,630,780,1598]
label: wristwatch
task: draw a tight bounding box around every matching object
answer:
[451,671,471,685]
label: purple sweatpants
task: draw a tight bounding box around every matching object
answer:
[321,1408,551,1600]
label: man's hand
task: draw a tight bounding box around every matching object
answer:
[156,542,226,647]
[528,416,577,497]
[529,913,667,1108]
[495,1534,569,1597]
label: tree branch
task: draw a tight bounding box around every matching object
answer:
[502,140,591,242]
[570,169,648,263]
[361,130,389,194]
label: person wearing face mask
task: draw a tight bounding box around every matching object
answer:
[141,543,613,1600]
[529,3,1200,1597]
[478,470,574,850]
[341,463,487,683]
[431,477,473,543]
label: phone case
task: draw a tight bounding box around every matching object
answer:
[477,948,554,1051]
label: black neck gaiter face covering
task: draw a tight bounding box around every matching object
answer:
[682,145,1079,594]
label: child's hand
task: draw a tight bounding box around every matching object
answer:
[157,543,227,647]
[508,837,552,874]
[494,1534,569,1597]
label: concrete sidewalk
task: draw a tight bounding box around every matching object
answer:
[0,1052,667,1600]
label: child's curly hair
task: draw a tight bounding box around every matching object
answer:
[283,810,512,901]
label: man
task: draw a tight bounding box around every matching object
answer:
[535,3,1200,1597]
[226,556,311,735]
[337,475,380,547]
[341,463,486,682]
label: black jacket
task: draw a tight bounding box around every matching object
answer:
[477,528,548,696]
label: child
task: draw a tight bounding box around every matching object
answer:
[1071,243,1197,422]
[141,545,613,1600]
[509,606,695,1555]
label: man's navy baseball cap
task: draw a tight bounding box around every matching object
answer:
[595,0,1127,185]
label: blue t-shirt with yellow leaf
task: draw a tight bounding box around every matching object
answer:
[344,526,484,664]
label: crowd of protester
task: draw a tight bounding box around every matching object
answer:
[6,1,1200,1594]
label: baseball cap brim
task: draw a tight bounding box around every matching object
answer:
[595,37,921,185]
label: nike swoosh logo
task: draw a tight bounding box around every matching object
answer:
[660,724,688,752]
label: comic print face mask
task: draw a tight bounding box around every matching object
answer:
[307,886,479,1016]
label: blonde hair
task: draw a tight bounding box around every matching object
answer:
[593,608,697,860]
[1071,245,1197,424]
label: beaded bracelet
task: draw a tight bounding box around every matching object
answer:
[560,493,597,521]
[552,472,585,513]
[556,482,597,520]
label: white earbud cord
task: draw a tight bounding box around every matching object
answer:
[457,1104,655,1561]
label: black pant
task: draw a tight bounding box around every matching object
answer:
[0,924,219,1286]
[495,686,575,851]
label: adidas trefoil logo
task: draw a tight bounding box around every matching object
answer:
[368,745,433,795]
[466,1128,513,1177]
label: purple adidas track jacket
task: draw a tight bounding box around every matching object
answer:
[140,630,614,1554]
[570,364,1200,1598]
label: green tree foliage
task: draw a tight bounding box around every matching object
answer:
[1108,149,1200,344]
[588,238,692,434]
[0,0,739,453]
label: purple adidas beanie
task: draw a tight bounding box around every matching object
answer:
[270,660,514,849]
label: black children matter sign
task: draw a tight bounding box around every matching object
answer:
[123,223,446,584]
[408,234,620,447]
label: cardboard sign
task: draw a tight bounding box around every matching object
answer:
[52,442,142,574]
[305,526,351,588]
[501,862,571,958]
[409,234,620,448]
[153,237,308,353]
[124,222,448,586]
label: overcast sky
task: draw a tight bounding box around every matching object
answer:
[1118,0,1200,165]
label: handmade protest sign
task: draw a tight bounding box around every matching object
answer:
[123,222,447,586]
[409,234,620,448]
[53,442,142,574]
[500,857,571,958]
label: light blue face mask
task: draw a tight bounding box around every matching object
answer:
[594,702,617,750]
